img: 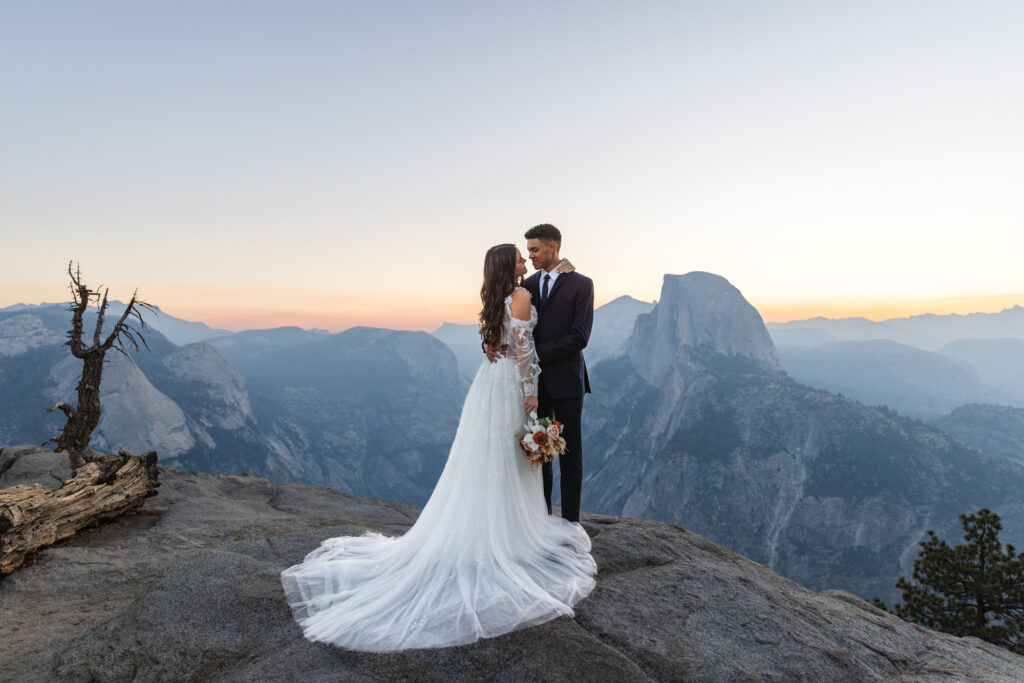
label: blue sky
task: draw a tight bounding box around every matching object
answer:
[2,1,1022,330]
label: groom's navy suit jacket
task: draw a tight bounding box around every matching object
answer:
[522,270,594,399]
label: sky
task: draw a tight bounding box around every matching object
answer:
[2,1,1022,332]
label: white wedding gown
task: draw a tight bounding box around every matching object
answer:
[280,290,597,652]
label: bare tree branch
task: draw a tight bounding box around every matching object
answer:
[93,287,109,349]
[46,402,76,420]
[101,290,153,353]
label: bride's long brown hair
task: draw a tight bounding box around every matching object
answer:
[479,243,521,347]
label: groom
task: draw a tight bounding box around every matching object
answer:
[520,224,594,523]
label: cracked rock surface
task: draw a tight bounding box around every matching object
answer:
[2,447,1023,681]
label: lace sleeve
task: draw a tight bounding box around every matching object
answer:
[507,319,540,395]
[510,316,541,397]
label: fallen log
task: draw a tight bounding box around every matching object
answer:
[0,449,159,574]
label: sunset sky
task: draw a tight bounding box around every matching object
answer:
[2,2,1022,332]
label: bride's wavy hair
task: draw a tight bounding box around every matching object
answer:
[479,243,521,348]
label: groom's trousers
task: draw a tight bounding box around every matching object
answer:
[539,393,584,523]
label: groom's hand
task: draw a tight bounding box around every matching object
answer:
[484,343,508,363]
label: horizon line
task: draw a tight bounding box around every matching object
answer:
[4,293,1023,334]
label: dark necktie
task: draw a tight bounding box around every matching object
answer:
[542,274,551,304]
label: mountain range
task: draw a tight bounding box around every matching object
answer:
[768,310,1024,418]
[2,279,1023,604]
[0,305,465,507]
[580,273,1024,602]
[768,306,1024,351]
[776,340,1021,419]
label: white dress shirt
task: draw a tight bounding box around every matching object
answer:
[539,266,560,300]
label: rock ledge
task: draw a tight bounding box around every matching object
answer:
[1,446,1022,682]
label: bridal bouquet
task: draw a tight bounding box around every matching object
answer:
[520,412,566,467]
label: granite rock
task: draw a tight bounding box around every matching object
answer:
[2,447,1022,682]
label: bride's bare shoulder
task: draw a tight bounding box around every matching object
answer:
[509,287,532,319]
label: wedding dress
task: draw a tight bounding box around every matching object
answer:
[280,289,597,652]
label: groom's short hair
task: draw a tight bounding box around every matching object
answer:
[525,224,561,248]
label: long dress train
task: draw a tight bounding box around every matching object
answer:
[280,291,597,652]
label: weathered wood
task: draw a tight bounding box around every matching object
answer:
[0,450,159,574]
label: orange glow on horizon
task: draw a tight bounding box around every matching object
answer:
[5,293,1022,334]
[165,300,483,333]
[754,293,1024,324]
[175,292,1024,332]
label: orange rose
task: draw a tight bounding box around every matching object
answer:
[532,431,548,445]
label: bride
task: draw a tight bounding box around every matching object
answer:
[280,243,597,652]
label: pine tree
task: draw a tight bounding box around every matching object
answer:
[877,509,1024,654]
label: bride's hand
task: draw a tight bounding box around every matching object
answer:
[525,395,538,414]
[555,258,575,274]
